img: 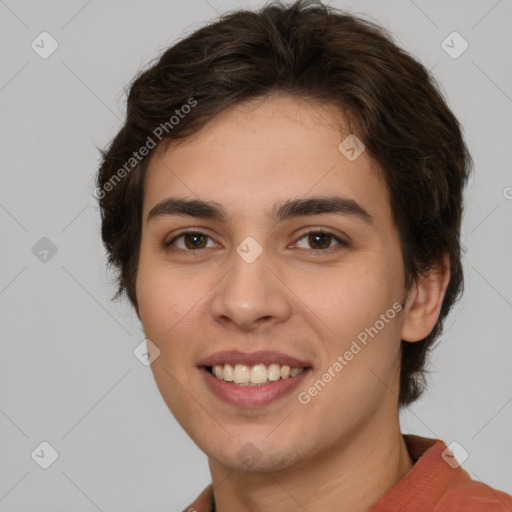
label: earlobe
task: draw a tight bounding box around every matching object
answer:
[400,255,451,342]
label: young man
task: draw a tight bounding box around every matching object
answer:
[95,1,512,510]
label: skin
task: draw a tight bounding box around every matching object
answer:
[135,94,450,512]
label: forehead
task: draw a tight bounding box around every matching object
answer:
[142,95,390,225]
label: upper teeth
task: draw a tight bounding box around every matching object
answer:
[211,363,304,385]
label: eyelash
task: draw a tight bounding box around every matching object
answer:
[164,229,348,253]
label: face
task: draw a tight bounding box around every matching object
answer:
[136,95,409,473]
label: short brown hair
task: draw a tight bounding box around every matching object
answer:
[96,0,472,408]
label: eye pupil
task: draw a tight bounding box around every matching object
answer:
[185,233,207,249]
[309,233,331,249]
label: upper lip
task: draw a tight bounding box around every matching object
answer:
[197,350,313,369]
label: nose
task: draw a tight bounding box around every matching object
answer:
[210,247,292,332]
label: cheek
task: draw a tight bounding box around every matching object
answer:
[136,252,184,342]
[298,263,383,318]
[295,259,403,357]
[136,252,215,373]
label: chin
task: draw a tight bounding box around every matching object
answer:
[206,438,307,474]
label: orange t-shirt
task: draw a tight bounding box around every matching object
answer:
[183,435,512,512]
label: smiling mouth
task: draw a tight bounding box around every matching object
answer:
[205,363,309,386]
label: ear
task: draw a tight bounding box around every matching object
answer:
[401,254,451,342]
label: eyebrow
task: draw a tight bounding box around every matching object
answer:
[147,196,373,225]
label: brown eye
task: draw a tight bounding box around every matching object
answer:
[184,233,207,249]
[165,232,216,250]
[308,232,332,249]
[294,230,347,251]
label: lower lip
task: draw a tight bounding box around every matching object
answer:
[199,366,311,407]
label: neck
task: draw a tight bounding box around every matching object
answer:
[209,418,413,512]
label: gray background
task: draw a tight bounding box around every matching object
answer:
[1,0,511,510]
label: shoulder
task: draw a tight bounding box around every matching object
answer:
[434,476,512,511]
[183,484,214,512]
[407,435,512,511]
[376,435,512,511]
